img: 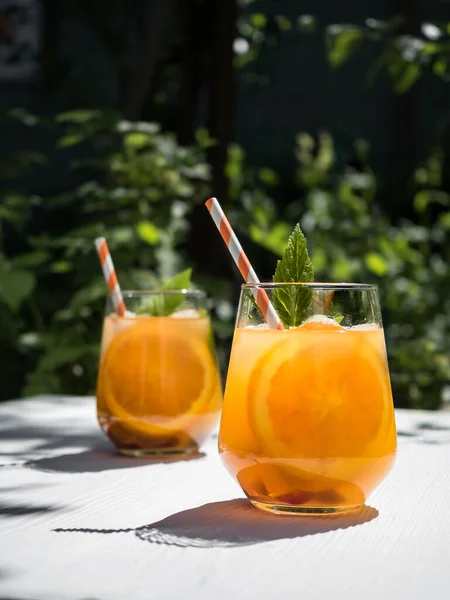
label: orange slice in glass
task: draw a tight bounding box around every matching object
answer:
[237,462,365,507]
[98,318,217,437]
[248,322,390,458]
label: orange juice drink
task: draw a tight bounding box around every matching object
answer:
[96,291,222,456]
[219,284,397,514]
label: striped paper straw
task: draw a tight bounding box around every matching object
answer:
[95,237,126,317]
[205,197,283,330]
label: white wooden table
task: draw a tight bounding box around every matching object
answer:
[0,396,449,600]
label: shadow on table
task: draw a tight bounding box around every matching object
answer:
[0,400,126,472]
[397,420,450,445]
[53,499,377,545]
[0,425,103,455]
[135,498,379,547]
[0,500,64,518]
[0,415,108,472]
[0,412,205,473]
[27,446,206,474]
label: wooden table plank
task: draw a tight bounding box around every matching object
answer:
[0,396,449,600]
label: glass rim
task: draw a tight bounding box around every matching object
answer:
[241,282,378,291]
[119,289,206,298]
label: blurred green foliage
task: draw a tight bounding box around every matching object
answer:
[226,132,450,410]
[236,7,450,92]
[325,17,450,92]
[1,111,449,408]
[0,110,213,400]
[1,3,450,409]
[228,5,450,409]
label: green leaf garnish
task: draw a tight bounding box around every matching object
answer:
[161,268,192,292]
[135,268,192,316]
[272,223,314,327]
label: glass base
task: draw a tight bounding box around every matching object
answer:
[251,500,363,516]
[119,446,198,458]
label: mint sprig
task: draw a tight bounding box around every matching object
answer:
[135,268,192,316]
[272,224,314,327]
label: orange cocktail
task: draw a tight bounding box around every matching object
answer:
[97,290,222,456]
[219,283,397,514]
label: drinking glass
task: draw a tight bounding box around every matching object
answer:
[219,283,397,514]
[96,289,222,456]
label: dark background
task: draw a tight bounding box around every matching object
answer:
[2,1,449,199]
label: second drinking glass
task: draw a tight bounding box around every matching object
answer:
[97,289,223,456]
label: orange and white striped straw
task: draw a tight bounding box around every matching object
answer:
[205,197,283,330]
[95,237,126,317]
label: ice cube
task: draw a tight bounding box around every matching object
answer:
[170,309,201,319]
[244,323,271,330]
[107,310,136,319]
[348,322,380,331]
[302,314,342,327]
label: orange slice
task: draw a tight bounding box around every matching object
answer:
[237,462,365,507]
[98,318,217,437]
[248,322,390,458]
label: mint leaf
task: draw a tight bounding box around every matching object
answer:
[272,224,314,327]
[136,268,192,316]
[161,268,192,292]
